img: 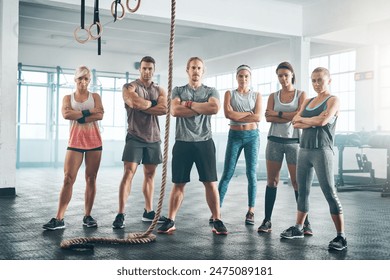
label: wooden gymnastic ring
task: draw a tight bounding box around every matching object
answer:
[111,1,125,20]
[126,0,141,13]
[89,21,103,40]
[73,26,91,44]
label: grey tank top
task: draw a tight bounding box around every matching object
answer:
[300,96,337,149]
[229,89,258,126]
[268,89,301,140]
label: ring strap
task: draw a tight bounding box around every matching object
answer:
[93,0,102,55]
[80,0,85,29]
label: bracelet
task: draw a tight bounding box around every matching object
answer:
[185,101,193,108]
[150,100,158,107]
[82,109,91,117]
[278,111,283,118]
[77,116,86,124]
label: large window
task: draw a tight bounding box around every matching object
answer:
[16,64,147,167]
[309,51,356,132]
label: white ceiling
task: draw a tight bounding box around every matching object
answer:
[18,0,390,73]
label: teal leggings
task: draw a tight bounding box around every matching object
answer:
[218,129,260,207]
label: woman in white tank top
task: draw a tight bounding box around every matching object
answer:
[43,65,104,231]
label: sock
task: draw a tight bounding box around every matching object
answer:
[295,190,310,225]
[337,232,346,238]
[295,224,303,230]
[264,186,277,221]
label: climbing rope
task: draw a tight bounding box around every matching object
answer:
[60,0,176,249]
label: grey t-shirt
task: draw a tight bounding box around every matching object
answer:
[172,84,220,142]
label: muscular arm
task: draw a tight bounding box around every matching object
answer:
[265,91,307,123]
[143,87,168,116]
[172,96,220,117]
[61,93,104,122]
[293,96,339,129]
[122,83,152,111]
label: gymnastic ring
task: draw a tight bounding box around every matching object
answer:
[126,0,141,13]
[111,1,125,20]
[88,21,103,40]
[73,26,91,44]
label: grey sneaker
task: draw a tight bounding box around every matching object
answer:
[257,219,272,233]
[142,209,167,224]
[280,226,304,239]
[83,215,97,227]
[212,219,228,235]
[112,213,125,229]
[328,236,347,251]
[43,218,65,231]
[157,218,176,234]
[245,211,255,225]
[303,223,313,235]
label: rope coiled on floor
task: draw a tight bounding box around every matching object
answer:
[61,0,176,250]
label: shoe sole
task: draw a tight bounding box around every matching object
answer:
[83,223,98,228]
[257,228,272,233]
[212,228,228,235]
[280,234,304,239]
[329,245,347,251]
[304,231,313,236]
[142,217,166,224]
[43,225,65,231]
[112,223,125,229]
[157,226,176,234]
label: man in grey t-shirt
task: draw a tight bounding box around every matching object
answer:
[157,57,228,235]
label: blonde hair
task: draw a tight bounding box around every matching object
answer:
[312,67,330,78]
[186,57,204,70]
[74,65,91,81]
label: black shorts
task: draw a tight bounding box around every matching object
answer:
[67,146,102,153]
[171,139,217,183]
[122,134,162,165]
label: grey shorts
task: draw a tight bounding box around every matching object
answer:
[265,140,299,164]
[122,134,162,165]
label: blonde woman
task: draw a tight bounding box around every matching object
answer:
[43,66,104,230]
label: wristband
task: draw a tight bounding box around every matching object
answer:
[82,109,91,117]
[150,100,158,107]
[278,111,283,118]
[77,116,86,124]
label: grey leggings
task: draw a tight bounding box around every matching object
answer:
[297,147,343,215]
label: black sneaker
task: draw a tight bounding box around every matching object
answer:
[209,215,214,224]
[245,211,255,225]
[328,236,347,251]
[303,223,313,236]
[212,219,228,235]
[157,218,176,234]
[257,219,272,233]
[83,215,97,228]
[112,213,125,229]
[43,218,65,231]
[142,209,167,224]
[280,226,304,239]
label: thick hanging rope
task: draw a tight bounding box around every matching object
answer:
[60,0,176,249]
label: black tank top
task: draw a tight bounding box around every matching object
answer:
[300,96,337,149]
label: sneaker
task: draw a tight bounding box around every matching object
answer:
[112,213,125,229]
[43,218,65,231]
[157,218,176,234]
[212,219,228,235]
[303,223,313,236]
[83,215,97,228]
[328,236,347,251]
[245,211,255,225]
[209,215,214,224]
[280,226,304,239]
[142,209,167,224]
[257,219,272,233]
